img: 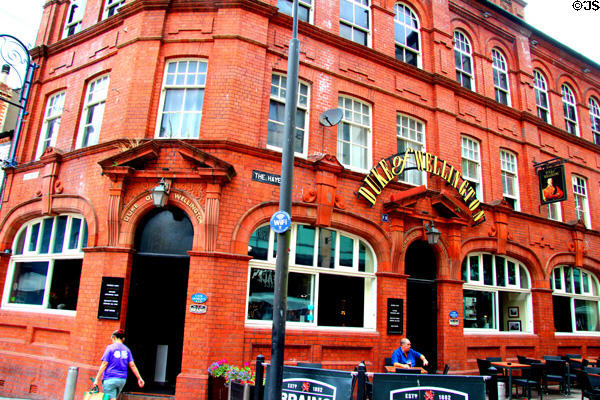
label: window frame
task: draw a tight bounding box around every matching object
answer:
[76,74,109,149]
[500,149,519,211]
[561,84,579,136]
[339,0,371,47]
[393,3,421,68]
[491,49,510,106]
[36,91,66,158]
[572,174,591,229]
[102,0,125,19]
[62,0,87,38]
[589,97,600,145]
[454,30,475,91]
[547,202,562,222]
[337,96,372,173]
[278,0,313,23]
[461,136,482,201]
[267,73,310,158]
[533,70,551,124]
[396,114,426,186]
[155,58,208,139]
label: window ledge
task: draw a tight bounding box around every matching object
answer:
[464,329,535,335]
[555,332,600,337]
[245,321,376,333]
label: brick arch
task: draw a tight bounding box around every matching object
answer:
[531,62,555,92]
[0,195,99,250]
[460,237,545,285]
[546,252,600,276]
[118,190,204,251]
[584,90,600,106]
[485,39,516,68]
[556,75,583,102]
[450,20,480,53]
[400,226,450,277]
[230,202,391,269]
[391,1,431,29]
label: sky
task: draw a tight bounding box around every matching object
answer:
[0,0,598,89]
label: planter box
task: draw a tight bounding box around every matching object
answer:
[209,376,229,400]
[230,381,253,400]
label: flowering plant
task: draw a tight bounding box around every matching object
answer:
[208,359,231,379]
[208,359,256,385]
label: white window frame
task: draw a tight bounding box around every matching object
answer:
[102,0,125,19]
[461,136,482,201]
[155,59,208,139]
[36,91,65,158]
[1,214,87,315]
[76,74,109,148]
[339,0,371,47]
[551,266,600,334]
[278,0,313,23]
[393,3,421,68]
[246,224,377,330]
[462,253,532,333]
[396,114,425,186]
[62,0,87,38]
[547,202,562,222]
[454,31,474,91]
[337,96,372,173]
[492,49,510,106]
[562,84,579,136]
[500,150,519,211]
[267,73,310,157]
[589,97,600,145]
[572,174,591,229]
[533,70,551,124]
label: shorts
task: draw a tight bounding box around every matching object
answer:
[103,378,126,399]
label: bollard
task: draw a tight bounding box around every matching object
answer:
[254,355,265,400]
[63,366,79,400]
[356,362,366,400]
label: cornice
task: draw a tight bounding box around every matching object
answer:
[448,0,516,43]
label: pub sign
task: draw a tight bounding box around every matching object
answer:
[538,164,567,205]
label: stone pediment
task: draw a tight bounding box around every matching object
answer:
[384,186,471,224]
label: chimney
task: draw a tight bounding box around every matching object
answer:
[0,65,9,85]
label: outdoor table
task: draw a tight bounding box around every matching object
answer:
[384,365,428,374]
[491,361,530,400]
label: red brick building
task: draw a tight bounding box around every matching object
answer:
[0,0,600,398]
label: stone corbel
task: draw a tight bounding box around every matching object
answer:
[38,148,64,215]
[205,183,221,251]
[105,167,133,246]
[570,229,585,268]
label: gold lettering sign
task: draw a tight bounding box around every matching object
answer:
[357,149,486,226]
[172,193,203,224]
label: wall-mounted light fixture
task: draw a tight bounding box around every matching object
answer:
[530,39,538,46]
[151,178,170,208]
[424,221,441,245]
[583,68,591,73]
[482,11,492,18]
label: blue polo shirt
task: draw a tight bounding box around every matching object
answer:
[391,347,422,367]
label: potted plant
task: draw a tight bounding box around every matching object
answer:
[208,359,232,400]
[226,363,256,400]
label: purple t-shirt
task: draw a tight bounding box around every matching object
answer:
[101,342,133,380]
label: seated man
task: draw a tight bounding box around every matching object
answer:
[392,338,428,369]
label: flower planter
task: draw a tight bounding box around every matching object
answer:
[209,376,230,400]
[229,381,253,400]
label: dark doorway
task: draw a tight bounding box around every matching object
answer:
[124,207,193,395]
[405,240,437,373]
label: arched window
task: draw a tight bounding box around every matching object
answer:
[533,70,551,123]
[454,31,474,90]
[393,3,420,67]
[551,266,600,333]
[2,215,87,313]
[491,49,510,106]
[462,253,531,332]
[246,223,377,328]
[561,84,579,136]
[589,97,600,145]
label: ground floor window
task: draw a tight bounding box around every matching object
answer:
[552,266,600,333]
[246,224,376,329]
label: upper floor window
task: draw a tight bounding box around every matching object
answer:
[102,0,125,19]
[547,202,562,222]
[396,114,425,186]
[551,266,600,333]
[572,174,591,228]
[77,75,109,148]
[340,0,370,46]
[492,49,510,106]
[2,215,87,313]
[337,96,371,172]
[500,150,519,211]
[533,70,551,124]
[63,0,87,38]
[267,74,310,157]
[247,224,376,328]
[589,97,600,145]
[462,253,531,332]
[461,136,482,200]
[561,84,579,136]
[36,91,65,158]
[156,59,207,139]
[393,3,420,67]
[278,0,312,22]
[454,31,474,90]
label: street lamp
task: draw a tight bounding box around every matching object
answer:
[151,178,169,208]
[424,221,441,245]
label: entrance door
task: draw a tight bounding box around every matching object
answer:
[124,207,193,394]
[405,240,437,372]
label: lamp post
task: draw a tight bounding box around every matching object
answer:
[266,0,300,398]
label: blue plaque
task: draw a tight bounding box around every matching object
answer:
[191,293,207,304]
[449,310,459,318]
[270,210,291,233]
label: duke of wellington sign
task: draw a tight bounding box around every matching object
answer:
[357,149,486,226]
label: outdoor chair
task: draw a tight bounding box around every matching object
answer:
[513,362,545,400]
[544,359,568,394]
[297,362,322,368]
[587,368,600,375]
[543,355,562,361]
[566,354,583,359]
[443,364,450,375]
[487,357,502,362]
[477,358,502,400]
[384,357,393,366]
[517,355,529,364]
[577,370,600,400]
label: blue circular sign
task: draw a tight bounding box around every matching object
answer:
[449,311,459,318]
[270,210,291,233]
[191,293,207,304]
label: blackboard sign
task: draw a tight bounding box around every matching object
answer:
[387,298,403,334]
[372,373,485,400]
[97,277,124,320]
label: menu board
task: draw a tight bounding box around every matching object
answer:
[97,277,124,320]
[387,298,403,334]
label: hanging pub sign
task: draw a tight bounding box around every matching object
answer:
[97,277,124,320]
[356,149,485,226]
[538,164,567,205]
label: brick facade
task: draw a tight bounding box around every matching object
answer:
[0,0,599,399]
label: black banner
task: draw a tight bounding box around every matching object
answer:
[97,277,124,320]
[273,366,353,400]
[372,373,485,400]
[538,165,567,205]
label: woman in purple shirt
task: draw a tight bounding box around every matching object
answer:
[93,329,145,399]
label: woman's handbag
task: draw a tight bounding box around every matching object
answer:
[83,384,109,400]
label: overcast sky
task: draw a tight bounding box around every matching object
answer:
[0,0,598,88]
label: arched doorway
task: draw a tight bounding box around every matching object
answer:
[124,206,193,394]
[405,240,437,372]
